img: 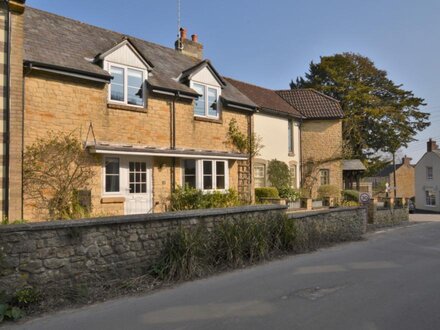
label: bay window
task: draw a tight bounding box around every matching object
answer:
[182,159,228,191]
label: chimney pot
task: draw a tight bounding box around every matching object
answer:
[191,34,198,43]
[180,27,187,40]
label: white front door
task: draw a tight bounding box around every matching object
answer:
[124,158,152,215]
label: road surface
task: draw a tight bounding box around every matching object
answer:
[10,215,440,330]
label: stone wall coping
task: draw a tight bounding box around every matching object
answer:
[288,207,364,219]
[0,204,287,233]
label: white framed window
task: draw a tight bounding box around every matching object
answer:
[254,164,266,188]
[288,120,294,154]
[182,159,229,191]
[426,190,436,206]
[290,165,297,188]
[320,169,330,185]
[104,157,120,193]
[108,63,146,107]
[427,166,433,180]
[191,82,220,119]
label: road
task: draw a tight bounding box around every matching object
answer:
[10,215,440,330]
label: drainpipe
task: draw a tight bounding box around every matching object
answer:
[299,117,304,188]
[247,112,253,203]
[170,93,178,192]
[3,0,11,218]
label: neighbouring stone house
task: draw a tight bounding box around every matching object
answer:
[227,81,344,197]
[415,139,440,212]
[276,89,344,198]
[364,156,415,199]
[225,78,302,189]
[2,4,259,221]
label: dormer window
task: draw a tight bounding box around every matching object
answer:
[109,64,145,107]
[192,82,220,119]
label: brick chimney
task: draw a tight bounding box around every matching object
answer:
[402,155,412,166]
[427,138,438,152]
[175,27,203,60]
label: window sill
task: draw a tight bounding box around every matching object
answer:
[194,116,222,124]
[101,196,125,204]
[288,152,295,157]
[107,103,147,113]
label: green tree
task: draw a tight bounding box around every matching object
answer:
[291,53,430,161]
[267,159,291,191]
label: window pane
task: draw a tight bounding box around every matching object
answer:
[105,176,119,193]
[254,165,265,188]
[203,176,212,190]
[105,158,119,175]
[193,83,206,116]
[288,121,293,153]
[184,160,196,175]
[203,160,213,190]
[110,67,124,101]
[127,69,144,106]
[208,87,218,117]
[216,161,225,175]
[216,175,225,189]
[203,161,212,175]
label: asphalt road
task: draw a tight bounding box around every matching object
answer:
[10,216,440,330]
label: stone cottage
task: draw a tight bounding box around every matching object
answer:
[1,3,258,221]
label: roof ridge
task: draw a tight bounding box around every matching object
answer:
[276,88,341,104]
[27,6,179,57]
[225,77,303,117]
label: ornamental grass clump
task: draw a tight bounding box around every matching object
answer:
[151,226,210,281]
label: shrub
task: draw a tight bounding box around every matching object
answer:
[255,187,279,202]
[278,187,300,202]
[151,226,209,281]
[340,200,360,207]
[170,186,240,211]
[13,288,41,308]
[267,160,291,191]
[342,190,360,202]
[317,185,341,199]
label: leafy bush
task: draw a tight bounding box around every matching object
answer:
[340,200,360,207]
[13,288,41,308]
[255,187,279,202]
[267,160,291,191]
[317,185,341,199]
[278,187,300,202]
[170,186,240,211]
[0,288,37,323]
[342,190,360,202]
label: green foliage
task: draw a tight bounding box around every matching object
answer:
[170,186,241,211]
[13,288,41,307]
[317,185,341,199]
[342,190,360,202]
[255,187,279,201]
[278,187,300,202]
[151,226,210,281]
[340,200,360,207]
[1,217,27,226]
[226,118,263,157]
[0,288,39,323]
[291,53,430,165]
[23,131,95,220]
[267,159,291,191]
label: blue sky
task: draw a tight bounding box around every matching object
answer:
[27,0,440,162]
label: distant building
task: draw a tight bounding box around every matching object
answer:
[364,156,415,199]
[415,139,440,212]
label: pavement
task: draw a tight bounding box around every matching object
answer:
[8,215,440,330]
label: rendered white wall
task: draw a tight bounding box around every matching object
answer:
[415,152,440,212]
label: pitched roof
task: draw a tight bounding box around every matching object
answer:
[225,78,303,118]
[343,159,366,171]
[276,89,344,119]
[23,7,256,109]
